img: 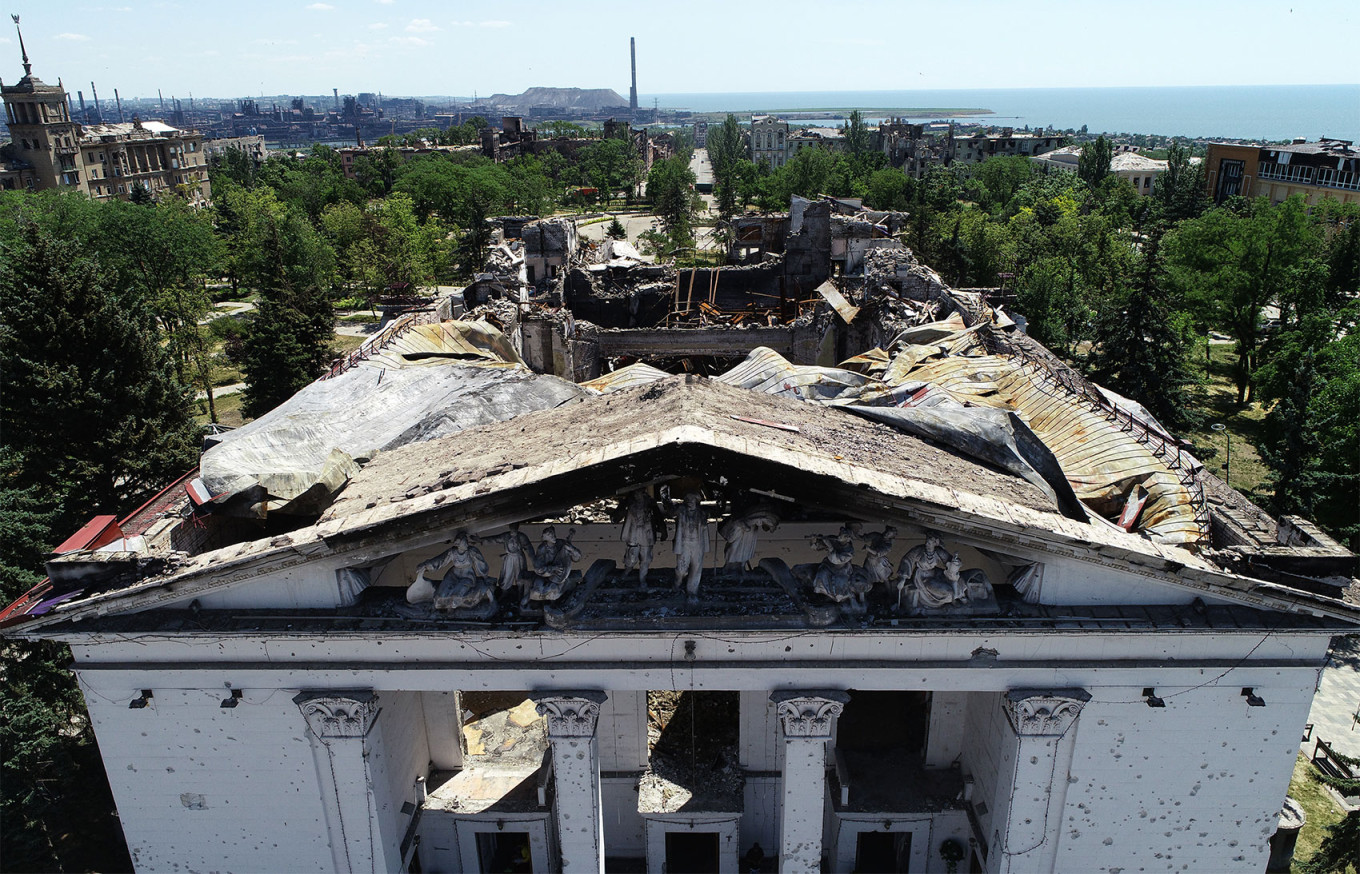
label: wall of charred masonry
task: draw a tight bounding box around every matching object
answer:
[565,262,787,329]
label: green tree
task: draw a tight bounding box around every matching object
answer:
[0,223,199,522]
[1256,303,1359,547]
[1164,196,1321,402]
[228,188,339,417]
[841,109,872,159]
[971,155,1035,214]
[863,168,914,211]
[1077,135,1113,187]
[707,114,745,218]
[646,156,699,255]
[1149,143,1208,226]
[1087,236,1202,432]
[1297,809,1360,874]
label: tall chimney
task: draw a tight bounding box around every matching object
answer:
[114,88,124,123]
[91,82,103,123]
[333,87,339,111]
[629,37,638,116]
[158,88,165,114]
[77,90,87,121]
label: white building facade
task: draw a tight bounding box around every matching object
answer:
[11,377,1352,874]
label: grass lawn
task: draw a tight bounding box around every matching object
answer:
[1182,342,1272,498]
[194,389,248,429]
[332,333,366,355]
[1287,752,1349,872]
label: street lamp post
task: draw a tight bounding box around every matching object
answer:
[1210,423,1230,488]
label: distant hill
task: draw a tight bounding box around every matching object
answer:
[483,87,628,111]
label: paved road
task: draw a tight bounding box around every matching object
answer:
[690,148,714,189]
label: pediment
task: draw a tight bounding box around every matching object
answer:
[8,379,1356,632]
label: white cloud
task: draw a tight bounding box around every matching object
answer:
[367,22,388,30]
[55,32,92,41]
[389,35,430,46]
[406,17,439,32]
[305,2,334,10]
[451,19,512,28]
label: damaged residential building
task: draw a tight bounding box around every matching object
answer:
[3,193,1357,874]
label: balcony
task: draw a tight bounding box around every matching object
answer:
[1258,162,1315,184]
[1317,168,1360,191]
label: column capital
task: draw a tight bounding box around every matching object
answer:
[294,690,378,739]
[1002,689,1090,737]
[532,691,607,739]
[771,690,851,739]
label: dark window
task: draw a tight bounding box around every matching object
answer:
[1215,159,1245,203]
[476,831,532,873]
[665,831,719,874]
[855,831,911,872]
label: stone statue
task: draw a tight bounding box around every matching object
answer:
[809,523,872,614]
[413,530,497,612]
[661,486,709,600]
[483,523,534,602]
[861,525,898,587]
[900,539,995,614]
[718,504,780,575]
[526,526,582,606]
[895,529,949,610]
[618,489,663,588]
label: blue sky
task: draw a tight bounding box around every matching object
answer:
[1,1,1356,100]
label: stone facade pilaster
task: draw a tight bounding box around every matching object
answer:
[533,691,608,874]
[771,691,850,874]
[995,689,1090,873]
[295,690,380,873]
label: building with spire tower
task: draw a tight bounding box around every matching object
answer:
[0,16,211,203]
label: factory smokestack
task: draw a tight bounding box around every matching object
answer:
[629,37,638,117]
[114,88,124,122]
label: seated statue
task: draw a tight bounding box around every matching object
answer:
[809,523,873,614]
[411,530,497,612]
[525,526,582,606]
[904,551,995,614]
[895,530,949,611]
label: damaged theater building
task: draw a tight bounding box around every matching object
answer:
[3,197,1357,874]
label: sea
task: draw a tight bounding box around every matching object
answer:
[647,85,1360,143]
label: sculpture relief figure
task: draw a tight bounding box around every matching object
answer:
[809,523,872,613]
[718,505,780,576]
[618,489,663,588]
[526,526,582,606]
[483,523,534,601]
[861,525,898,587]
[415,530,496,612]
[898,536,995,614]
[895,530,949,610]
[661,486,709,600]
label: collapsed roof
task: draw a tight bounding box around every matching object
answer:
[1,204,1354,632]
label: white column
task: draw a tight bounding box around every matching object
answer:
[295,690,381,874]
[533,691,608,874]
[996,689,1089,873]
[924,691,969,768]
[771,690,849,874]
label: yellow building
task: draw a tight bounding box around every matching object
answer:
[0,29,210,204]
[1205,139,1360,206]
